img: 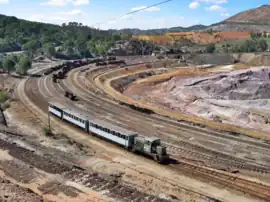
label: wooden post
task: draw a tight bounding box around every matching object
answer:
[48,112,51,131]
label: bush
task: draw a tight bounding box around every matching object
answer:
[1,101,10,110]
[43,126,52,137]
[0,91,9,103]
[205,44,216,53]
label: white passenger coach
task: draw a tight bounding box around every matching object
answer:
[48,102,137,148]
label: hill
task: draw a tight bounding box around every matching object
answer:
[226,5,270,24]
[112,25,207,35]
[0,14,123,57]
[208,5,270,32]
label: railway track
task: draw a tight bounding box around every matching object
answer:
[170,161,270,201]
[64,66,270,174]
[16,74,227,202]
[19,63,270,201]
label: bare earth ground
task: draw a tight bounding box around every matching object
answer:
[124,65,270,135]
[0,67,261,202]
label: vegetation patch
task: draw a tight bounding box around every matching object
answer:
[1,101,10,110]
[0,91,10,111]
[0,91,9,103]
[43,126,53,137]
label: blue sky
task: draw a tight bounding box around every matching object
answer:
[0,0,269,29]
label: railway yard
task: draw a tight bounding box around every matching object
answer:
[0,56,270,202]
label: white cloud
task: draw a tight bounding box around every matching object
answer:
[72,0,89,6]
[206,5,223,11]
[120,14,133,20]
[189,1,199,9]
[131,6,160,12]
[189,0,227,9]
[221,12,230,17]
[61,9,87,15]
[200,0,227,3]
[108,20,117,24]
[41,0,89,6]
[0,0,9,4]
[146,6,160,12]
[41,0,70,6]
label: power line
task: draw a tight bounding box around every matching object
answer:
[92,0,173,28]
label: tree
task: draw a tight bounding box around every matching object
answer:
[257,39,268,52]
[40,36,51,45]
[66,47,74,56]
[43,43,56,57]
[2,57,15,74]
[17,56,32,75]
[112,34,121,41]
[205,44,215,53]
[240,40,256,52]
[251,32,257,40]
[22,40,40,51]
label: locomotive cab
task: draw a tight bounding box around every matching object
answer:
[133,136,168,163]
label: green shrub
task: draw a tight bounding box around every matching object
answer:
[43,126,52,137]
[1,101,10,110]
[0,91,9,103]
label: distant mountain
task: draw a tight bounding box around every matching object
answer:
[110,25,207,35]
[207,5,270,32]
[225,5,270,24]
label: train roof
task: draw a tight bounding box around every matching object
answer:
[63,108,90,120]
[48,101,67,110]
[49,101,137,136]
[89,118,137,136]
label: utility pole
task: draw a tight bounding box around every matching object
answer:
[48,112,51,131]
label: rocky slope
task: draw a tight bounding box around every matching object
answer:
[124,66,270,133]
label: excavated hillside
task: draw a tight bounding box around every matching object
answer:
[134,32,250,45]
[124,66,270,133]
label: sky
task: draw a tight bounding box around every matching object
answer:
[0,0,269,30]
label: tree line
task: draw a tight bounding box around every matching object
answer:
[0,54,32,75]
[0,14,131,59]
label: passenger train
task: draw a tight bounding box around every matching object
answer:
[48,102,169,163]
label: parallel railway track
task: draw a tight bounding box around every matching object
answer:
[170,161,270,201]
[19,63,270,201]
[64,66,270,173]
